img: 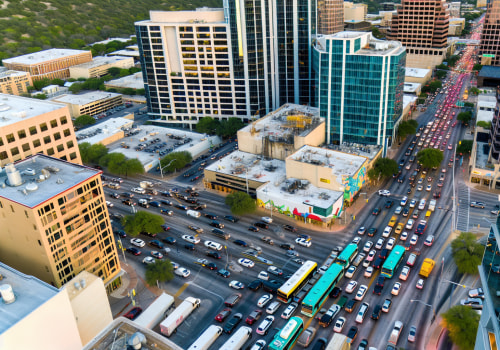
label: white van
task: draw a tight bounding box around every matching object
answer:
[187,210,201,218]
[204,240,223,251]
[355,302,369,324]
[266,301,280,314]
[418,199,426,210]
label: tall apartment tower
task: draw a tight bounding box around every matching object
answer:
[317,0,345,34]
[0,155,121,293]
[480,0,500,66]
[489,87,500,162]
[312,32,406,147]
[388,0,449,69]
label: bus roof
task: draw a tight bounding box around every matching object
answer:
[302,263,344,305]
[383,246,405,267]
[336,244,357,263]
[278,260,317,295]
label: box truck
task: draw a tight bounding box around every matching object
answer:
[160,297,201,336]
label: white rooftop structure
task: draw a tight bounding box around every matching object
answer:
[318,32,404,56]
[71,56,132,69]
[105,72,144,90]
[289,145,367,179]
[0,154,100,208]
[403,94,418,109]
[2,49,88,65]
[54,91,122,106]
[90,37,134,46]
[477,93,497,123]
[405,67,431,78]
[404,82,421,93]
[76,117,134,144]
[0,94,67,128]
[107,50,140,58]
[0,70,29,78]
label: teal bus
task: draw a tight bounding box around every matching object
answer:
[268,317,304,350]
[381,245,406,278]
[301,263,344,317]
[335,244,358,269]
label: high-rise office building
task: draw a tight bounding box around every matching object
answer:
[388,0,449,69]
[480,0,500,66]
[318,0,345,34]
[0,155,121,293]
[489,87,500,162]
[312,32,406,147]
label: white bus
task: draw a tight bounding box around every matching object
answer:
[188,325,223,350]
[219,326,252,350]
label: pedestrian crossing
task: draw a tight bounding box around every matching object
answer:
[456,183,470,231]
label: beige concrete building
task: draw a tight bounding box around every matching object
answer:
[69,56,135,79]
[405,67,432,84]
[104,71,144,91]
[237,104,325,161]
[2,49,92,81]
[344,2,367,21]
[76,117,134,146]
[0,69,33,95]
[53,91,123,118]
[0,262,82,350]
[449,18,466,35]
[478,0,487,7]
[0,94,81,166]
[0,155,121,293]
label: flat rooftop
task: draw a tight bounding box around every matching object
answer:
[405,67,430,78]
[404,94,418,109]
[0,94,67,128]
[205,150,286,185]
[2,48,89,65]
[317,32,404,56]
[104,72,144,90]
[478,94,497,109]
[325,143,381,160]
[0,261,60,334]
[0,70,29,78]
[289,145,368,178]
[90,37,133,46]
[0,154,100,208]
[76,117,134,144]
[475,141,491,169]
[404,82,421,93]
[71,56,133,69]
[107,50,140,58]
[53,91,122,106]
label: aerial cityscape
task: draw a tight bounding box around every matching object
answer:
[0,0,499,350]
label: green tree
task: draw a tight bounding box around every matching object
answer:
[397,120,418,139]
[225,191,256,215]
[421,80,443,94]
[417,149,444,169]
[457,140,473,155]
[457,111,473,125]
[159,151,193,173]
[218,118,245,139]
[78,142,108,164]
[436,63,449,71]
[145,260,174,285]
[436,70,447,79]
[121,211,164,236]
[464,102,475,108]
[33,77,50,90]
[73,114,96,128]
[472,63,482,71]
[100,152,126,168]
[368,158,399,182]
[451,232,483,274]
[33,93,47,100]
[476,121,491,129]
[50,78,65,86]
[68,83,84,94]
[107,67,121,77]
[371,26,384,39]
[441,305,480,350]
[469,87,480,95]
[196,117,220,135]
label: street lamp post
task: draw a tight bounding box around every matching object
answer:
[159,159,177,179]
[410,299,436,323]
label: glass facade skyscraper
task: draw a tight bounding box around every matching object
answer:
[312,32,406,147]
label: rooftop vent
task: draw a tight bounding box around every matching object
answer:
[128,332,147,349]
[25,183,38,192]
[0,284,16,304]
[23,168,36,176]
[5,164,23,187]
[56,178,64,184]
[80,279,86,288]
[74,281,81,290]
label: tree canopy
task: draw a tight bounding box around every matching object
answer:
[422,80,443,94]
[367,158,399,182]
[73,114,96,129]
[196,117,219,135]
[456,140,473,155]
[195,117,245,138]
[121,211,164,236]
[397,119,418,139]
[417,149,443,169]
[457,111,473,125]
[159,151,192,173]
[79,142,108,164]
[451,232,483,274]
[476,121,491,129]
[100,152,144,177]
[225,191,256,215]
[441,305,480,350]
[145,260,174,285]
[469,87,480,95]
[472,63,482,71]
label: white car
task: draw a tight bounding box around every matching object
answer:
[352,237,362,245]
[130,238,145,247]
[406,219,415,230]
[375,238,385,249]
[345,265,357,278]
[426,184,432,192]
[391,282,402,296]
[256,315,275,335]
[131,187,146,194]
[364,267,374,278]
[399,266,410,281]
[175,267,190,278]
[400,196,408,206]
[409,199,417,208]
[400,231,409,241]
[333,317,346,332]
[182,235,200,244]
[394,206,402,215]
[355,284,368,301]
[424,235,434,246]
[238,258,255,268]
[346,280,358,293]
[257,294,273,307]
[258,271,270,280]
[417,185,423,191]
[261,216,273,224]
[382,226,392,238]
[229,280,245,289]
[106,201,114,208]
[416,279,424,289]
[204,240,222,251]
[366,250,376,261]
[295,238,311,247]
[378,190,391,196]
[281,302,298,319]
[410,234,418,245]
[142,256,155,264]
[386,237,396,250]
[363,241,373,253]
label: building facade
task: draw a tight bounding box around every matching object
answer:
[0,155,121,293]
[69,56,135,79]
[388,0,449,68]
[489,87,500,163]
[0,69,33,95]
[0,95,82,166]
[318,0,345,34]
[2,49,92,81]
[480,0,500,66]
[53,91,123,118]
[344,2,367,22]
[312,32,406,147]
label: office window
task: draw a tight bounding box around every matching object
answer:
[50,119,58,128]
[0,137,3,146]
[47,148,55,155]
[54,132,61,141]
[40,123,48,132]
[0,151,7,160]
[63,129,71,137]
[33,139,41,147]
[18,130,26,139]
[11,147,19,156]
[66,140,74,149]
[60,116,68,125]
[57,144,64,152]
[6,133,15,143]
[44,136,51,144]
[29,126,37,135]
[22,143,30,152]
[70,152,77,160]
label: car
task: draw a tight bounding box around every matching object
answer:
[248,226,260,232]
[256,315,275,335]
[292,258,305,265]
[281,302,298,319]
[366,250,376,261]
[352,237,362,245]
[257,294,273,307]
[382,226,392,238]
[115,229,126,238]
[254,221,269,229]
[248,280,263,291]
[426,184,432,191]
[364,266,374,278]
[417,185,423,191]
[296,238,312,247]
[123,307,143,320]
[386,237,395,250]
[246,309,263,325]
[297,326,317,348]
[330,287,342,298]
[367,228,377,237]
[410,234,418,245]
[424,235,434,246]
[345,299,357,313]
[346,280,358,293]
[205,213,218,220]
[408,325,417,343]
[175,267,191,278]
[395,223,404,234]
[362,259,371,268]
[471,201,485,208]
[357,226,366,235]
[382,298,392,313]
[151,251,163,259]
[347,326,358,342]
[402,207,410,217]
[182,235,200,244]
[399,266,410,281]
[371,305,382,320]
[319,304,341,327]
[224,215,239,222]
[224,313,243,334]
[406,219,415,229]
[385,200,394,208]
[188,225,203,233]
[261,216,273,224]
[129,238,146,248]
[400,231,409,241]
[333,317,346,333]
[311,338,328,350]
[407,187,412,194]
[280,243,295,250]
[250,340,267,350]
[257,271,270,281]
[161,224,171,231]
[238,258,255,268]
[394,206,402,215]
[142,256,155,265]
[126,247,141,256]
[229,280,245,289]
[391,282,402,296]
[286,250,299,257]
[355,285,368,301]
[460,298,483,309]
[215,308,232,322]
[363,241,373,253]
[149,239,164,249]
[416,279,424,289]
[357,339,369,350]
[345,265,357,278]
[409,199,417,208]
[163,237,176,245]
[378,190,391,196]
[372,207,381,216]
[375,238,384,249]
[268,266,283,276]
[234,239,248,247]
[282,224,297,232]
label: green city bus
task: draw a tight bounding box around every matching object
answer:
[381,245,406,278]
[335,243,358,269]
[268,317,304,350]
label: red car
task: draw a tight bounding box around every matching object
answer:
[123,307,143,320]
[215,308,232,322]
[245,309,263,325]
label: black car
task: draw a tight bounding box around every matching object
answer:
[248,280,263,291]
[149,201,161,207]
[126,247,141,256]
[121,192,134,198]
[367,228,377,237]
[407,187,412,194]
[224,215,239,223]
[161,200,173,206]
[210,221,225,229]
[115,230,126,238]
[329,287,342,298]
[110,192,120,199]
[163,237,176,245]
[283,225,297,232]
[141,231,157,238]
[372,207,381,216]
[149,239,164,249]
[311,338,328,350]
[123,306,143,320]
[184,243,195,251]
[175,204,188,210]
[280,243,295,250]
[373,284,383,295]
[384,200,394,208]
[223,313,242,334]
[347,326,358,341]
[371,305,382,320]
[397,176,405,183]
[205,213,218,220]
[233,239,248,247]
[254,222,269,229]
[379,249,389,260]
[248,226,259,232]
[206,251,222,259]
